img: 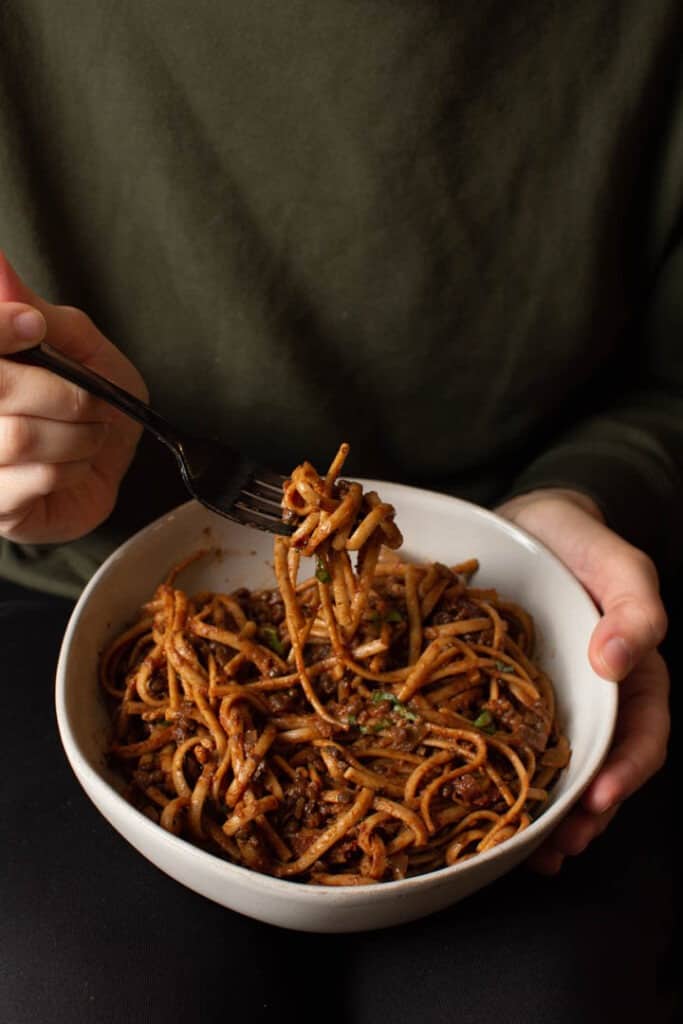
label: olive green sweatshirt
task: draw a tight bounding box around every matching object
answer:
[1,1,682,597]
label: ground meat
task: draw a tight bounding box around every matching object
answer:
[326,834,359,865]
[316,671,338,697]
[287,828,321,857]
[281,770,326,830]
[243,728,258,753]
[335,693,365,722]
[308,643,333,664]
[266,688,303,714]
[449,685,486,712]
[485,696,550,752]
[148,675,166,695]
[365,719,426,752]
[313,718,336,739]
[447,772,495,808]
[171,714,195,743]
[246,592,286,627]
[383,722,420,750]
[235,831,271,874]
[485,696,521,732]
[132,768,165,787]
[431,610,456,626]
[430,598,483,627]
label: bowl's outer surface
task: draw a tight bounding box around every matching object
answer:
[56,484,617,932]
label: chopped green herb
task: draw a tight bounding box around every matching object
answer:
[495,660,515,673]
[393,704,418,722]
[367,610,381,623]
[360,719,392,734]
[259,625,286,656]
[384,609,404,623]
[474,710,496,734]
[315,555,331,583]
[346,714,358,726]
[371,690,418,722]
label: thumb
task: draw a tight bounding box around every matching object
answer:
[585,534,668,681]
[0,250,105,366]
[497,491,668,683]
[0,251,148,401]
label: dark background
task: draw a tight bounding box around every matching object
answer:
[0,574,677,1024]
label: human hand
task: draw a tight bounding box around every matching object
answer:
[0,252,148,543]
[496,487,670,874]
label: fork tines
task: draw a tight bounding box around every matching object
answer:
[232,469,292,535]
[252,468,288,491]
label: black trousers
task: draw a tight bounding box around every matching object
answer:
[1,576,677,1024]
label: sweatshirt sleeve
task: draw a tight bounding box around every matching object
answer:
[503,80,683,573]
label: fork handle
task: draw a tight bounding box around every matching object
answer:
[8,343,182,456]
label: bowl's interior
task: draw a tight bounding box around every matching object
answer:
[57,483,617,887]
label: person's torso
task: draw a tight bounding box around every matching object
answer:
[1,0,680,577]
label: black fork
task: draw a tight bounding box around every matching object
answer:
[9,344,292,536]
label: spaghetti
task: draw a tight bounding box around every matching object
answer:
[103,444,570,884]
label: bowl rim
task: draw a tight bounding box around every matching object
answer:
[55,483,618,901]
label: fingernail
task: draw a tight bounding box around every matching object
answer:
[600,636,632,679]
[585,777,617,815]
[13,310,46,341]
[590,793,615,815]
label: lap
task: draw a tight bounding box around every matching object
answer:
[0,577,677,1024]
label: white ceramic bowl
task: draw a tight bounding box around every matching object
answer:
[56,483,617,933]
